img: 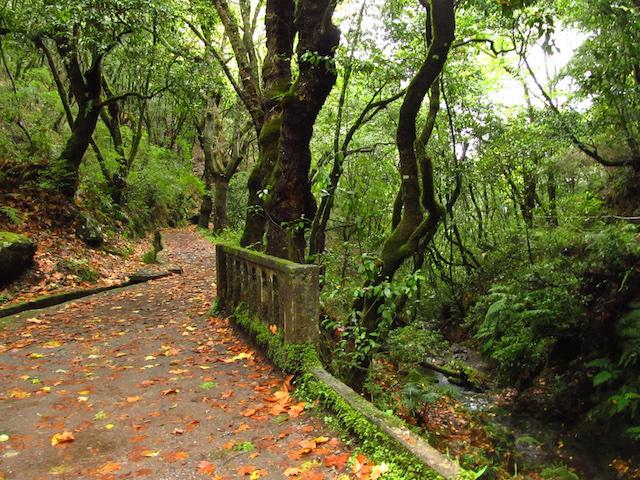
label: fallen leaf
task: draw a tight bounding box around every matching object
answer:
[96,462,121,475]
[197,460,216,475]
[163,451,189,462]
[9,389,31,399]
[224,352,253,363]
[142,449,160,457]
[51,431,74,446]
[237,465,257,476]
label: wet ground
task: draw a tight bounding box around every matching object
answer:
[0,229,353,480]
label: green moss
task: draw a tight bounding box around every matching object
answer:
[258,115,283,145]
[229,304,477,480]
[0,231,30,247]
[540,466,580,480]
[141,249,157,264]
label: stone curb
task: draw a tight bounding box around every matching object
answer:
[0,270,173,319]
[309,366,461,479]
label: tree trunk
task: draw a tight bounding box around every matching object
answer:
[347,0,455,391]
[240,0,295,249]
[522,169,537,227]
[264,0,341,262]
[212,178,229,234]
[45,35,103,200]
[198,193,213,229]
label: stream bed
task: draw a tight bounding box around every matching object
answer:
[429,345,611,479]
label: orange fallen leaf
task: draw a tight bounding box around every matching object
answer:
[324,453,350,470]
[269,324,277,334]
[237,465,260,476]
[163,451,189,462]
[197,460,216,475]
[284,467,302,476]
[51,431,74,446]
[96,462,121,475]
[288,402,305,418]
[221,390,234,399]
[127,396,141,403]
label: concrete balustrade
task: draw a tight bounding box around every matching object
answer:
[215,243,320,344]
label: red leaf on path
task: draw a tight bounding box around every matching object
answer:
[237,465,257,475]
[50,431,74,446]
[96,462,121,474]
[197,460,216,475]
[163,451,189,462]
[299,472,324,480]
[324,453,350,470]
[298,439,316,452]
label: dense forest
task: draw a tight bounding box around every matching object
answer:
[1,0,639,478]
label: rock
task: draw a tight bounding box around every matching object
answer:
[166,265,183,274]
[0,231,36,284]
[76,213,104,247]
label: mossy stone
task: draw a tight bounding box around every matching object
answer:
[76,213,103,247]
[0,231,36,285]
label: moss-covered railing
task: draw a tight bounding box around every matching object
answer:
[215,243,320,344]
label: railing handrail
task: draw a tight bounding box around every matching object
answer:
[216,242,317,275]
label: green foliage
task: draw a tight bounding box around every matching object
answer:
[401,382,445,414]
[0,206,22,225]
[57,258,98,283]
[232,441,255,453]
[141,249,157,264]
[386,325,447,367]
[540,465,580,480]
[472,262,583,383]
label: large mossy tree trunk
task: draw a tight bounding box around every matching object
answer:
[264,0,341,262]
[212,178,230,234]
[209,0,340,256]
[240,0,295,249]
[198,94,249,232]
[197,96,220,229]
[347,0,455,391]
[54,40,104,199]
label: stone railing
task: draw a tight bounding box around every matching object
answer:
[215,243,320,344]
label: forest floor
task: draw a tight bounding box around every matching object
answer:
[0,229,358,480]
[0,189,155,307]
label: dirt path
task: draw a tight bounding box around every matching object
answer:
[0,229,353,480]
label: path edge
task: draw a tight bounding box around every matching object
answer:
[226,303,473,480]
[0,271,173,320]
